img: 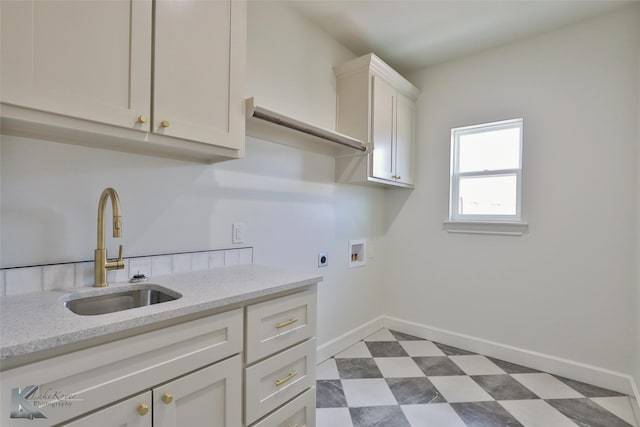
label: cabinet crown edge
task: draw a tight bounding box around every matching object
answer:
[334,52,420,100]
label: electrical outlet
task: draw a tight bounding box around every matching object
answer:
[232,223,245,244]
[318,252,328,267]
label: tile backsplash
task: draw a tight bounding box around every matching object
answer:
[0,247,253,297]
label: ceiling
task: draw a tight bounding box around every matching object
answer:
[283,0,636,73]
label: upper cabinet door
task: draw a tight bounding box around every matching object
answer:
[371,75,395,181]
[394,92,415,186]
[0,0,152,131]
[153,0,246,149]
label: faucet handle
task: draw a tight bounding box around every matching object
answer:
[105,245,125,271]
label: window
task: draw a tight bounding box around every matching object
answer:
[449,118,523,223]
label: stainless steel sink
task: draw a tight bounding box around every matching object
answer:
[64,285,181,315]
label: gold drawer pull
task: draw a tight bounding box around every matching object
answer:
[137,114,148,123]
[275,372,297,386]
[161,120,170,128]
[162,393,173,404]
[276,318,298,329]
[137,403,149,416]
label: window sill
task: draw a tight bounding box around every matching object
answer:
[443,220,529,236]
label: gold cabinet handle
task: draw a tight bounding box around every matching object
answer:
[137,403,149,416]
[162,393,173,404]
[275,372,297,386]
[276,318,298,329]
[137,115,148,123]
[160,120,170,128]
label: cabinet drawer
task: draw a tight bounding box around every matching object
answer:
[245,339,316,425]
[246,289,316,363]
[251,387,316,427]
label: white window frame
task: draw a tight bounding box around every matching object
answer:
[449,118,523,223]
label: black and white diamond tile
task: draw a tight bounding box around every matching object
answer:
[316,328,638,427]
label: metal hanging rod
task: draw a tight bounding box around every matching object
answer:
[246,98,369,153]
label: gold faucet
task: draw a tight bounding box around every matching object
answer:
[94,188,125,287]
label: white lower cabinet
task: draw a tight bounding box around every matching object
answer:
[0,287,318,427]
[0,309,243,426]
[245,289,318,427]
[62,356,241,427]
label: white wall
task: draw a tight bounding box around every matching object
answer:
[0,1,386,348]
[1,0,638,382]
[386,5,640,375]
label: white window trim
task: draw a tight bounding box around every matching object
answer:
[446,118,527,236]
[443,220,529,236]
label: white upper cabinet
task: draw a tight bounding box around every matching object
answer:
[1,0,152,131]
[335,53,419,188]
[0,0,246,162]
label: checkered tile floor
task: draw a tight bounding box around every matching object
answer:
[316,329,638,427]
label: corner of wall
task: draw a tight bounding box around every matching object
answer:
[635,16,640,420]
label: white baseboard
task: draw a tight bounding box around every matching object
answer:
[316,316,385,363]
[383,316,637,397]
[630,376,640,426]
[316,314,640,414]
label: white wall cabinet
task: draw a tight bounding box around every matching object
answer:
[0,0,246,163]
[334,53,419,188]
[0,0,152,131]
[153,0,245,151]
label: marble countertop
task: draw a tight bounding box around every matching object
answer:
[0,264,322,360]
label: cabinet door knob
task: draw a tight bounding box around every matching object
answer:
[160,120,170,128]
[162,393,173,404]
[137,403,149,416]
[137,115,148,124]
